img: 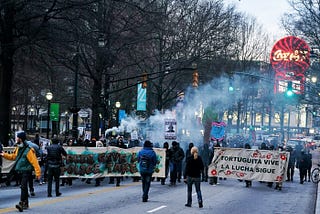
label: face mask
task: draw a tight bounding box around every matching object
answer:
[17,143,24,148]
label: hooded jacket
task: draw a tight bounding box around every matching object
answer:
[3,142,41,177]
[137,147,157,174]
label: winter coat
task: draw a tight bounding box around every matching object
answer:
[46,143,67,166]
[3,142,41,177]
[185,155,204,178]
[137,147,157,174]
[169,147,185,164]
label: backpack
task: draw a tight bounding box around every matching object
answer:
[139,154,151,173]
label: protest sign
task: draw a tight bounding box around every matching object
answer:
[208,148,289,182]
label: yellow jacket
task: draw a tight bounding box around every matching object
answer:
[3,146,41,178]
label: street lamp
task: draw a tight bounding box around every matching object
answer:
[115,101,121,127]
[45,91,53,139]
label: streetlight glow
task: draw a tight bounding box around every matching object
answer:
[45,91,53,139]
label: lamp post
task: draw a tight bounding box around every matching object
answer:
[45,92,53,139]
[70,49,80,139]
[115,101,121,127]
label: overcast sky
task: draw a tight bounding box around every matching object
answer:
[224,0,292,41]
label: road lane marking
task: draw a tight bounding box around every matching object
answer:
[147,205,167,213]
[0,182,140,213]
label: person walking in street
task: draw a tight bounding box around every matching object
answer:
[169,141,185,186]
[298,149,309,184]
[200,143,210,182]
[286,146,296,182]
[26,139,41,197]
[160,142,170,185]
[46,138,67,197]
[305,150,312,182]
[137,140,157,202]
[184,146,204,208]
[0,131,41,212]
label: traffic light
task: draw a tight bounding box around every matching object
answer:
[142,72,147,89]
[313,107,317,116]
[228,84,234,92]
[285,81,294,97]
[192,70,199,88]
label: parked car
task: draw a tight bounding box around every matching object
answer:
[286,139,306,150]
[313,135,320,148]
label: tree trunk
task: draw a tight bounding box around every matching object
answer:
[0,3,15,146]
[91,81,102,139]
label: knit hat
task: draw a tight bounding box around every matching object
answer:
[144,140,153,148]
[17,131,26,141]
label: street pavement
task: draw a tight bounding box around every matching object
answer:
[0,149,319,214]
[313,148,320,214]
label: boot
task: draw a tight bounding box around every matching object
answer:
[22,201,29,209]
[15,202,23,212]
[199,202,203,208]
[16,201,28,212]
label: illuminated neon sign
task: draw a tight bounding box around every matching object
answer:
[270,36,311,94]
[270,36,310,74]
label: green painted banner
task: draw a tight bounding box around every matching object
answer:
[50,103,59,121]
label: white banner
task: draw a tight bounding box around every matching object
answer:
[208,148,289,183]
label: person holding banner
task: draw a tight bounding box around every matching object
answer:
[137,140,157,202]
[0,131,41,212]
[244,143,252,188]
[184,146,204,208]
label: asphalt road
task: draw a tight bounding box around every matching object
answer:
[0,149,319,214]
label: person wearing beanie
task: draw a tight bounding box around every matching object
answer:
[0,131,41,212]
[137,140,157,202]
[184,146,204,208]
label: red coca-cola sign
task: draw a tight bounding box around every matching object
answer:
[270,36,310,94]
[270,36,310,75]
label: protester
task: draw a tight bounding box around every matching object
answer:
[244,143,252,188]
[160,142,170,185]
[286,146,296,182]
[137,140,157,202]
[26,140,41,196]
[298,149,309,184]
[61,139,73,186]
[305,150,312,182]
[176,142,185,182]
[0,131,41,212]
[200,143,210,182]
[109,136,127,186]
[184,146,204,208]
[209,141,220,185]
[46,138,67,197]
[169,141,185,186]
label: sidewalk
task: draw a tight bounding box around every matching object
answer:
[312,149,320,214]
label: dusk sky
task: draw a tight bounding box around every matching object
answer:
[224,0,292,41]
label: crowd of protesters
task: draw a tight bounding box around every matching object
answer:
[0,131,316,211]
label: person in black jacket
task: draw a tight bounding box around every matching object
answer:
[184,146,204,208]
[169,141,185,186]
[298,150,309,184]
[46,138,67,197]
[109,136,127,186]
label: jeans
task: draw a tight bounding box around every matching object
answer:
[20,171,32,203]
[28,172,34,193]
[47,166,61,196]
[186,177,202,205]
[170,162,178,184]
[140,172,152,200]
